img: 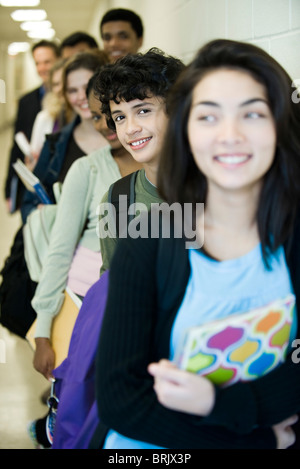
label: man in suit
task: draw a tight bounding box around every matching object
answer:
[5,40,60,213]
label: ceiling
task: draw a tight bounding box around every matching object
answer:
[0,0,101,46]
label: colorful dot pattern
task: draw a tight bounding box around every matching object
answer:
[178,295,295,388]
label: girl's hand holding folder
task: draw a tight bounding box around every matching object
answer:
[148,359,215,416]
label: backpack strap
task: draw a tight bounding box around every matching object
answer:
[107,171,138,237]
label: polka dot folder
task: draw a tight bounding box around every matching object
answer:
[175,294,295,387]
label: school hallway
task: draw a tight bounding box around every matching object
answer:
[0,126,48,449]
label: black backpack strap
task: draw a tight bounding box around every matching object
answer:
[107,171,138,237]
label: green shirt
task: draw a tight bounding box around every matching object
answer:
[99,169,163,275]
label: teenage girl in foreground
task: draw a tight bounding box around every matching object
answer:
[94,39,300,449]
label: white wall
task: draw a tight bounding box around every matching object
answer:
[90,0,300,80]
[0,42,41,129]
[1,0,299,129]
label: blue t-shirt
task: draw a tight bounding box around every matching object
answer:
[104,243,296,449]
[171,244,297,360]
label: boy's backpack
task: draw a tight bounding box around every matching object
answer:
[52,271,109,449]
[107,170,138,237]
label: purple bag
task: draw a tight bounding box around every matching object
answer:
[52,271,109,449]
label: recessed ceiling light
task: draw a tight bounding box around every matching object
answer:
[27,28,55,39]
[20,20,52,31]
[8,41,30,55]
[11,9,47,22]
[0,1,40,6]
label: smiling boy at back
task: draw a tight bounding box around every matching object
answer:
[100,8,144,63]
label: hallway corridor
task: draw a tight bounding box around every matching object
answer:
[0,127,48,449]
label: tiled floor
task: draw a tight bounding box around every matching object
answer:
[0,127,49,449]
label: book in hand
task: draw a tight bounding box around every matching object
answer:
[174,294,295,388]
[12,158,52,205]
[26,287,82,368]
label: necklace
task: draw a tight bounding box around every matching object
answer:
[145,172,157,188]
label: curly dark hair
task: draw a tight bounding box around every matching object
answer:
[93,48,185,130]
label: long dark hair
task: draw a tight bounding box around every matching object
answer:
[158,39,300,264]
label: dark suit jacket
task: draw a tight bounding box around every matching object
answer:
[5,86,43,209]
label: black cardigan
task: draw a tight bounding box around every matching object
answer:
[92,215,300,449]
